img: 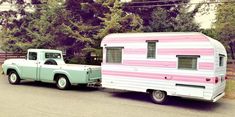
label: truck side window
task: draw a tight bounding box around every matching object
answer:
[147,42,156,59]
[106,47,122,63]
[28,52,37,60]
[219,54,225,67]
[45,53,61,59]
[177,55,199,70]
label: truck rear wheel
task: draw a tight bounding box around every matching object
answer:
[150,90,167,104]
[56,75,70,90]
[8,71,20,84]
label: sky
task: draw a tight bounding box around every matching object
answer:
[0,0,216,29]
[191,0,216,29]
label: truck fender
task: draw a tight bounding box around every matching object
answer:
[6,65,22,78]
[52,70,72,83]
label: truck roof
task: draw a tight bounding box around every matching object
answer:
[28,49,62,53]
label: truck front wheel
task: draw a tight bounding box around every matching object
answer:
[56,75,70,90]
[8,71,20,84]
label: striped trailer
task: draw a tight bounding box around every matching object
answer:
[101,32,227,104]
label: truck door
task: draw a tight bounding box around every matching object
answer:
[20,52,38,80]
[39,52,61,82]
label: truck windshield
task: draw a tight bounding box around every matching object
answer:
[45,53,61,59]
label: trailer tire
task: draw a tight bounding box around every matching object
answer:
[8,70,20,85]
[56,75,70,90]
[150,90,167,104]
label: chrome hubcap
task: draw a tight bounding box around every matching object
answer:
[10,73,17,83]
[153,91,164,101]
[58,77,66,88]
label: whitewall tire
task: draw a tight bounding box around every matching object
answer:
[56,75,70,90]
[8,71,20,84]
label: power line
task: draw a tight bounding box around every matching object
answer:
[126,1,235,8]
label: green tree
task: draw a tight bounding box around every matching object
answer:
[214,3,235,59]
[96,0,143,39]
[81,0,144,61]
[145,4,200,32]
[202,28,217,39]
[0,0,98,54]
[0,0,104,64]
[124,0,190,27]
[0,0,65,52]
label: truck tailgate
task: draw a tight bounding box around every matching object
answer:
[87,66,101,81]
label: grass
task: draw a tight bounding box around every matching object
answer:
[224,79,235,99]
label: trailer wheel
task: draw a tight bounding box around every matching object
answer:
[8,70,20,84]
[150,90,167,104]
[56,75,70,90]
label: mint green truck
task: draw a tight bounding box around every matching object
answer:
[2,49,101,90]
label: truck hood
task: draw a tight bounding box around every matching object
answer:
[3,59,27,65]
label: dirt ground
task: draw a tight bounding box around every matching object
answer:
[0,74,235,117]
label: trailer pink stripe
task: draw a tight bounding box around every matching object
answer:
[123,48,214,56]
[123,48,146,54]
[102,70,216,84]
[104,60,214,70]
[199,62,214,70]
[158,48,214,56]
[122,60,177,68]
[102,35,208,43]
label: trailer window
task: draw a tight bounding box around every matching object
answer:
[177,55,199,70]
[147,42,156,59]
[106,47,122,63]
[219,54,225,67]
[28,52,37,60]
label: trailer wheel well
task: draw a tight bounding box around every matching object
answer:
[146,89,167,95]
[7,69,17,75]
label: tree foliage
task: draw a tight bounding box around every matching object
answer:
[96,0,143,39]
[214,3,235,42]
[214,2,235,59]
[0,0,99,54]
[144,3,200,32]
[1,0,65,52]
[0,0,203,64]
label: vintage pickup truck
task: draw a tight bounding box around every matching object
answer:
[2,49,101,90]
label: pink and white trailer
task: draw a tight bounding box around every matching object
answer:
[101,32,227,104]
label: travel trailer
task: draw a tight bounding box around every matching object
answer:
[101,32,227,104]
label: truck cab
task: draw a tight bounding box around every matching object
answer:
[2,49,101,90]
